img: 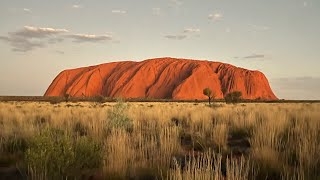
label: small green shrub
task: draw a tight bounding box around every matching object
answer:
[25,128,74,179]
[108,100,133,132]
[25,128,103,179]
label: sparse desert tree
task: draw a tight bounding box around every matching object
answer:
[203,88,215,105]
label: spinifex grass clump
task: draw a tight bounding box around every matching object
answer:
[25,127,103,179]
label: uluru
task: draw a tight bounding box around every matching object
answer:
[44,57,277,100]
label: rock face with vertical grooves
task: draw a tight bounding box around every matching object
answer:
[44,57,277,100]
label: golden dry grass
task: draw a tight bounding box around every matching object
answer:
[0,101,319,179]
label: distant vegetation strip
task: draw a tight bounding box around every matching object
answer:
[0,96,319,103]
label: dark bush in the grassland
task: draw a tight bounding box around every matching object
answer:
[225,91,242,104]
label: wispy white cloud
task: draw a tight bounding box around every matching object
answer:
[243,54,265,59]
[164,34,187,40]
[183,28,200,33]
[111,10,127,14]
[72,4,83,9]
[0,26,69,52]
[0,26,116,52]
[23,8,31,13]
[12,26,69,38]
[208,13,223,21]
[234,54,266,60]
[66,33,113,42]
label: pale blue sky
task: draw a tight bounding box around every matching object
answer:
[0,0,319,99]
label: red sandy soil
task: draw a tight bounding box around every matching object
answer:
[44,57,277,100]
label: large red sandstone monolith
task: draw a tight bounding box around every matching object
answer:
[44,57,277,100]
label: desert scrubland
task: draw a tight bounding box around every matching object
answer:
[0,101,319,180]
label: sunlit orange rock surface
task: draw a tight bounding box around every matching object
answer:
[44,57,277,100]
